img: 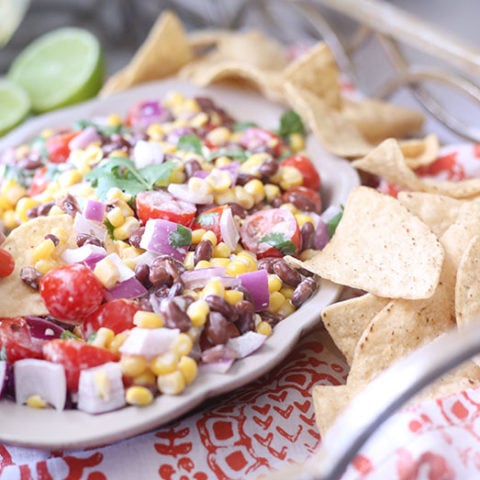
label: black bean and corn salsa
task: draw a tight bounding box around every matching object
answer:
[0,91,342,413]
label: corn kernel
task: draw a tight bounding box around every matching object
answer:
[277,299,296,317]
[107,207,125,227]
[269,291,286,313]
[210,258,230,268]
[243,179,265,204]
[264,183,281,202]
[236,251,257,271]
[195,260,212,269]
[191,228,206,244]
[268,274,282,293]
[278,166,303,190]
[26,395,47,409]
[113,216,141,240]
[188,177,213,196]
[187,300,210,327]
[214,156,231,168]
[106,187,131,203]
[120,355,148,377]
[225,261,248,277]
[157,370,186,395]
[116,199,134,217]
[91,327,115,349]
[47,205,65,216]
[108,149,129,158]
[224,289,243,306]
[107,113,122,126]
[132,369,156,387]
[32,238,56,263]
[51,227,69,245]
[201,278,225,298]
[214,189,237,205]
[0,195,12,211]
[58,169,83,188]
[234,186,255,210]
[280,286,294,299]
[133,311,164,329]
[178,356,198,385]
[240,153,268,176]
[190,112,209,128]
[300,249,318,261]
[3,179,26,204]
[35,258,57,274]
[2,210,17,230]
[205,126,231,146]
[146,124,164,140]
[183,251,195,270]
[295,214,315,228]
[109,332,128,354]
[125,385,154,406]
[213,242,231,258]
[201,230,217,247]
[15,197,40,223]
[172,333,193,357]
[94,257,120,289]
[150,352,178,376]
[257,321,273,336]
[206,169,231,192]
[289,133,305,152]
[280,203,298,214]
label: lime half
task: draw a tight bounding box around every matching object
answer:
[0,79,31,136]
[8,27,104,113]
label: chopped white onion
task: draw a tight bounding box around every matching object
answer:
[227,332,267,359]
[61,244,107,264]
[220,207,240,250]
[320,204,342,223]
[73,212,107,241]
[14,359,66,411]
[103,253,135,281]
[119,327,180,358]
[199,359,235,374]
[133,140,164,169]
[168,182,213,205]
[77,362,125,414]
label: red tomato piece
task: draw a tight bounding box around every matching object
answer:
[82,299,139,338]
[192,205,226,242]
[0,318,44,363]
[280,155,321,191]
[240,208,301,258]
[136,190,196,227]
[39,264,105,323]
[239,127,284,157]
[45,131,79,164]
[28,166,49,196]
[43,339,119,391]
[281,186,322,214]
[0,249,15,277]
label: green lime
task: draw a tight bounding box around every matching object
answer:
[8,27,104,113]
[0,79,31,136]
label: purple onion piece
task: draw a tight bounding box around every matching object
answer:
[84,199,106,222]
[25,316,64,340]
[104,277,148,301]
[68,126,100,150]
[314,219,330,250]
[238,269,269,311]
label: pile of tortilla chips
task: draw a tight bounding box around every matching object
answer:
[287,185,480,435]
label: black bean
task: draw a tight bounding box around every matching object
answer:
[236,173,257,186]
[259,312,281,327]
[271,197,283,208]
[184,159,202,179]
[291,277,317,307]
[205,295,239,322]
[56,194,80,216]
[194,240,213,265]
[138,296,154,312]
[283,190,320,213]
[128,227,145,248]
[20,267,43,290]
[134,264,151,287]
[229,203,248,219]
[205,311,240,345]
[233,285,254,304]
[44,234,59,247]
[259,157,278,178]
[160,300,191,332]
[272,259,302,287]
[148,256,185,287]
[76,233,103,248]
[235,300,255,334]
[300,222,315,251]
[257,257,279,273]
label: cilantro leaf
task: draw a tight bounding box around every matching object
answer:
[177,134,203,156]
[140,162,176,188]
[104,218,115,240]
[278,110,306,138]
[327,209,343,238]
[0,346,6,361]
[169,225,192,248]
[197,212,218,227]
[233,121,257,132]
[87,331,97,344]
[73,119,130,137]
[260,232,297,256]
[61,330,80,340]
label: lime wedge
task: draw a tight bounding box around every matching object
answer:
[8,27,104,113]
[0,79,31,136]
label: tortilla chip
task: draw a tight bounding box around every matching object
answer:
[100,11,192,96]
[353,138,480,199]
[282,42,341,109]
[287,186,444,300]
[322,294,389,365]
[341,98,424,144]
[400,134,439,169]
[312,384,352,436]
[0,215,75,317]
[397,191,463,237]
[284,83,374,158]
[455,235,480,330]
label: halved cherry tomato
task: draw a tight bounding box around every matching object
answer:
[28,166,49,196]
[280,155,321,191]
[45,131,79,164]
[192,205,226,242]
[39,264,105,323]
[239,127,284,157]
[82,299,139,338]
[281,186,322,214]
[0,318,44,362]
[240,208,301,258]
[136,190,197,227]
[43,339,119,391]
[0,249,15,277]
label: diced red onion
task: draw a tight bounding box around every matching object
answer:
[314,219,330,250]
[140,218,191,261]
[219,161,240,185]
[83,252,108,270]
[68,126,100,150]
[133,140,164,169]
[220,207,239,250]
[73,212,107,241]
[134,101,172,129]
[198,359,234,374]
[61,244,106,264]
[84,199,106,222]
[192,170,209,179]
[119,327,180,358]
[14,359,67,410]
[104,277,147,301]
[25,316,64,340]
[77,362,125,414]
[238,269,269,311]
[0,361,7,398]
[227,331,267,359]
